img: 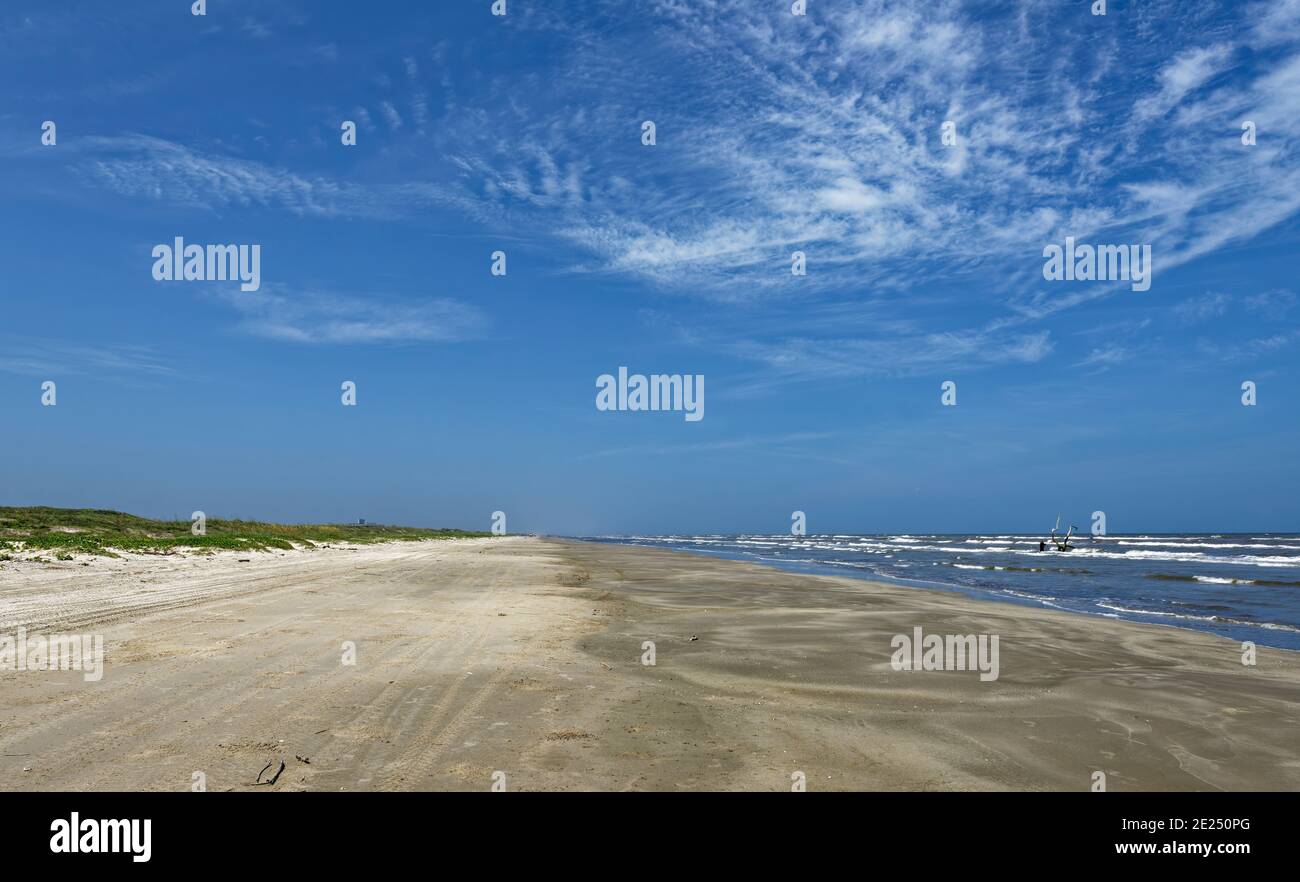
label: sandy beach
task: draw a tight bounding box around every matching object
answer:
[1,536,1297,791]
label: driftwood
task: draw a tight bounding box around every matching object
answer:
[255,758,286,785]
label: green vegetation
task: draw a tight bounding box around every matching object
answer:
[0,507,488,557]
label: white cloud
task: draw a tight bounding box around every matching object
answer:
[66,134,464,220]
[212,286,487,345]
[379,100,403,131]
[20,0,1300,380]
[725,328,1053,382]
[1174,291,1230,324]
[1075,345,1132,370]
[1133,44,1234,121]
[0,338,174,378]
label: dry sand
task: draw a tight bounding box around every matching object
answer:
[0,536,1296,791]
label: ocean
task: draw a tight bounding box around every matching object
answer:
[586,533,1300,650]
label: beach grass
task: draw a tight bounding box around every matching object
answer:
[0,506,488,557]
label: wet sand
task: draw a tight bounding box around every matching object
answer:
[1,536,1296,791]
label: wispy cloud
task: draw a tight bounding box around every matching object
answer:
[379,100,404,131]
[48,134,467,221]
[1133,44,1235,122]
[1174,291,1231,324]
[240,18,273,40]
[1244,288,1296,318]
[7,0,1299,382]
[724,328,1053,386]
[14,2,1300,312]
[210,285,487,345]
[1075,345,1133,371]
[429,0,1300,323]
[1196,328,1300,363]
[575,431,837,461]
[71,134,369,217]
[0,338,174,379]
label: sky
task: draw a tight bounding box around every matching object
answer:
[1,0,1298,535]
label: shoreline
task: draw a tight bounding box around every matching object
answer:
[2,536,1298,791]
[573,537,1300,655]
[554,538,1300,790]
[574,534,1300,652]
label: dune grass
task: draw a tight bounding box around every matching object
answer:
[0,506,488,557]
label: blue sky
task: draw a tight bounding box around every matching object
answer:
[1,0,1298,535]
